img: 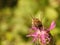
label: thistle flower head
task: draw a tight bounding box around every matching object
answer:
[27,21,56,45]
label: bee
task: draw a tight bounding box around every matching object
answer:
[32,17,43,30]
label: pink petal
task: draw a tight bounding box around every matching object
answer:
[32,37,37,42]
[26,34,36,37]
[26,35,32,37]
[49,21,56,30]
[26,33,37,37]
[32,26,38,30]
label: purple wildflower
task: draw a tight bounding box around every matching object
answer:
[27,21,56,45]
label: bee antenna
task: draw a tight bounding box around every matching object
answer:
[29,14,34,19]
[31,15,34,18]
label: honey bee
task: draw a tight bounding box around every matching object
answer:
[32,17,43,29]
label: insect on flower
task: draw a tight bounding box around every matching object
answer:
[26,16,56,45]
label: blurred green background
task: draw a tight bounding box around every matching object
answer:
[0,0,60,45]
